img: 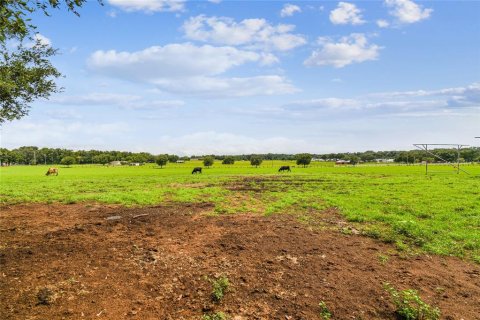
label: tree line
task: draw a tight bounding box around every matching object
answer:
[1,146,479,166]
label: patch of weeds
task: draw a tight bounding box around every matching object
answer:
[340,227,353,235]
[378,253,389,265]
[318,301,332,320]
[347,215,366,223]
[416,212,432,219]
[473,255,480,264]
[363,226,384,239]
[209,275,230,302]
[393,221,430,246]
[395,240,409,252]
[65,198,77,204]
[384,283,440,320]
[202,312,227,320]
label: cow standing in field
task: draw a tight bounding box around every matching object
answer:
[192,167,202,174]
[45,168,59,176]
[278,166,291,172]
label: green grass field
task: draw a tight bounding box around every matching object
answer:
[1,161,479,261]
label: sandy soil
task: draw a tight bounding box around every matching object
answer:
[1,203,479,319]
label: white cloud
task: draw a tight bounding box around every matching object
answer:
[208,0,222,3]
[153,75,298,98]
[155,131,314,155]
[182,15,306,51]
[107,0,185,13]
[88,43,296,98]
[1,120,131,150]
[34,33,52,46]
[376,19,390,28]
[280,4,301,17]
[88,43,265,80]
[304,33,382,68]
[329,2,365,25]
[385,0,433,24]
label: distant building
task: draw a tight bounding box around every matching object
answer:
[312,158,325,162]
[375,159,395,163]
[109,161,122,166]
[129,162,142,166]
[176,160,185,163]
[335,160,351,165]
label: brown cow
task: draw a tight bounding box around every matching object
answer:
[45,168,59,176]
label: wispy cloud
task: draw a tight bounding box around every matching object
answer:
[52,93,185,110]
[107,0,185,13]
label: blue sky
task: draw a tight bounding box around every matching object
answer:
[2,0,479,155]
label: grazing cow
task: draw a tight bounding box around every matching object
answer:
[192,167,202,174]
[45,167,59,176]
[278,166,291,172]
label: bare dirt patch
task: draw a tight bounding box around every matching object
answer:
[1,203,479,319]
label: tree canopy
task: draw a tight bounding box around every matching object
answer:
[1,0,92,124]
[250,156,263,167]
[222,156,235,165]
[203,156,214,167]
[295,153,312,167]
[156,155,168,168]
[60,155,75,166]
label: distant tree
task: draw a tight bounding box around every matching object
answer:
[222,156,235,165]
[60,156,75,167]
[348,155,360,165]
[92,154,111,165]
[203,156,214,168]
[250,156,263,168]
[461,148,477,162]
[168,155,179,163]
[296,153,312,168]
[156,155,168,168]
[360,151,376,162]
[0,148,12,165]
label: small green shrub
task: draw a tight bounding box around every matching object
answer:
[210,275,230,302]
[378,254,389,265]
[318,301,331,319]
[473,255,480,264]
[202,312,227,320]
[384,283,440,320]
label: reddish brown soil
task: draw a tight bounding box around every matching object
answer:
[1,203,479,320]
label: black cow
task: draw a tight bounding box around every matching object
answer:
[192,167,202,174]
[278,166,291,172]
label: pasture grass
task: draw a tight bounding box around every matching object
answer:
[1,161,479,261]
